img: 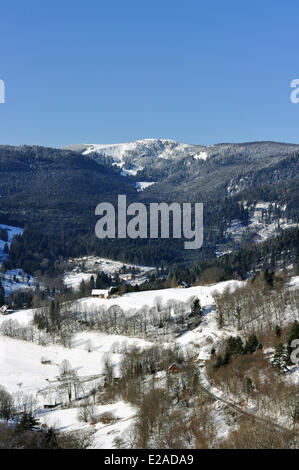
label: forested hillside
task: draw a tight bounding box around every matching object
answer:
[0,141,298,276]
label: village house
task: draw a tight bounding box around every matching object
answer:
[91,289,109,299]
[178,281,190,288]
[168,363,183,373]
[43,404,57,410]
[0,305,11,315]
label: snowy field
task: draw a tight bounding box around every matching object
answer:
[0,279,244,403]
[75,280,244,314]
[1,269,36,298]
[135,181,157,192]
[0,313,154,446]
[1,276,298,447]
[37,400,137,448]
[63,272,94,290]
[0,331,153,399]
[63,256,156,290]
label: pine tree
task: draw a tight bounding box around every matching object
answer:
[190,298,202,318]
[275,325,281,338]
[226,336,244,357]
[243,335,261,354]
[41,427,59,448]
[222,351,231,366]
[214,355,223,369]
[79,279,86,296]
[89,275,95,292]
[16,412,39,432]
[95,272,110,289]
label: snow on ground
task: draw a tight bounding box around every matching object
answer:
[288,276,299,290]
[156,142,190,159]
[2,280,244,329]
[120,165,142,177]
[111,161,144,177]
[0,332,152,401]
[38,406,87,433]
[82,139,181,162]
[92,401,136,449]
[1,269,36,298]
[71,331,153,356]
[63,256,156,290]
[1,274,298,447]
[63,272,94,290]
[82,141,143,161]
[37,400,137,448]
[0,336,103,400]
[76,280,244,314]
[193,151,208,160]
[66,256,155,277]
[215,202,299,257]
[247,203,298,243]
[176,309,237,360]
[135,181,157,192]
[0,279,244,404]
[0,327,149,447]
[0,307,35,326]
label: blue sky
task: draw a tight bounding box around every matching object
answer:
[1,0,299,147]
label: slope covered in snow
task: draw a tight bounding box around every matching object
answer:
[75,279,244,314]
[1,275,298,448]
[66,138,206,164]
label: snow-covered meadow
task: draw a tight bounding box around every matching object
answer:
[0,278,245,446]
[75,280,244,314]
[1,274,298,447]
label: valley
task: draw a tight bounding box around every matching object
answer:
[0,139,299,449]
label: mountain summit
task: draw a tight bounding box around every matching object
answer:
[64,138,207,163]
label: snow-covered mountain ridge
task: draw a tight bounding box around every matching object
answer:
[64,138,208,163]
[64,139,299,164]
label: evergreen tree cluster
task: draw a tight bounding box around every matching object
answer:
[214,334,262,369]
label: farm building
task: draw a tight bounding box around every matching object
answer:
[91,289,109,299]
[178,281,190,288]
[0,305,11,315]
[168,363,183,373]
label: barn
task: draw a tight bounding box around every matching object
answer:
[168,363,183,373]
[91,289,109,299]
[178,281,190,289]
